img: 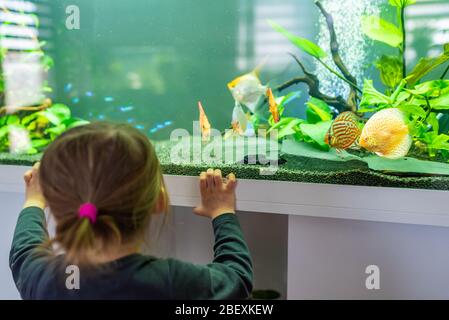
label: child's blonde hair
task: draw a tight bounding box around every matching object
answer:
[39,122,169,265]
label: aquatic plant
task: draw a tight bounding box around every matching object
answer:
[262,0,449,163]
[0,11,88,154]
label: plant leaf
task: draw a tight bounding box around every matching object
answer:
[428,93,449,110]
[361,15,403,48]
[43,104,71,125]
[375,55,403,88]
[388,0,417,8]
[62,118,90,129]
[306,98,332,123]
[427,113,440,133]
[6,115,20,125]
[406,44,449,86]
[396,104,427,119]
[360,79,392,109]
[0,126,8,140]
[299,121,332,149]
[268,20,327,59]
[277,91,301,116]
[281,140,449,175]
[278,119,303,140]
[31,139,51,149]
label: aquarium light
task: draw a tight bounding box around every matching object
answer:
[0,37,39,50]
[0,0,37,13]
[0,24,38,38]
[0,11,37,25]
[407,3,449,17]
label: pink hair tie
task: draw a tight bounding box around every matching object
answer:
[78,203,97,224]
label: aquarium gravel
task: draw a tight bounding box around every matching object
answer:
[2,140,449,191]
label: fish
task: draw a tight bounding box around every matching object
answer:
[325,112,361,151]
[85,91,94,97]
[224,104,255,139]
[359,108,412,159]
[227,68,266,113]
[232,103,248,134]
[104,96,114,102]
[64,83,73,93]
[198,101,211,142]
[119,106,135,112]
[266,88,280,123]
[72,97,80,104]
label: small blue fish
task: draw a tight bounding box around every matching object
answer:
[85,91,94,97]
[149,128,158,134]
[119,106,134,112]
[64,83,73,93]
[156,124,164,129]
[104,96,114,102]
[164,121,173,126]
[72,97,80,104]
[127,118,135,123]
[134,125,145,130]
[98,114,105,120]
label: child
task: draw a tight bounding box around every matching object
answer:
[9,122,253,299]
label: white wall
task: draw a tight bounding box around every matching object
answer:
[288,215,449,299]
[0,192,23,299]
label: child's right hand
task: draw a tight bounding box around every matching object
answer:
[194,169,237,220]
[23,162,46,210]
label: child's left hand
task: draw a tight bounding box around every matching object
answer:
[23,162,46,209]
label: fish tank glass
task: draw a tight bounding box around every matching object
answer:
[1,0,449,190]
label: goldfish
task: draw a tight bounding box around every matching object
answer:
[198,101,211,142]
[325,112,361,151]
[359,108,412,159]
[266,88,280,123]
[227,69,266,113]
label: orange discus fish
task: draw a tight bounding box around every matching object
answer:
[359,108,412,159]
[266,88,280,123]
[198,101,211,142]
[325,112,361,151]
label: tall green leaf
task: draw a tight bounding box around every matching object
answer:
[388,0,416,7]
[361,16,403,48]
[406,44,449,86]
[268,20,327,59]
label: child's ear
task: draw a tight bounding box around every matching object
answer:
[152,187,168,215]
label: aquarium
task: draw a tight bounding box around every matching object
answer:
[1,0,449,190]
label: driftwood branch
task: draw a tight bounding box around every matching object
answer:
[315,0,359,112]
[0,98,52,116]
[276,54,353,112]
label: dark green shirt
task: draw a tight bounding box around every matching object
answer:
[9,207,253,300]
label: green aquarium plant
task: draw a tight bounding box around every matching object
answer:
[0,10,89,155]
[263,0,449,168]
